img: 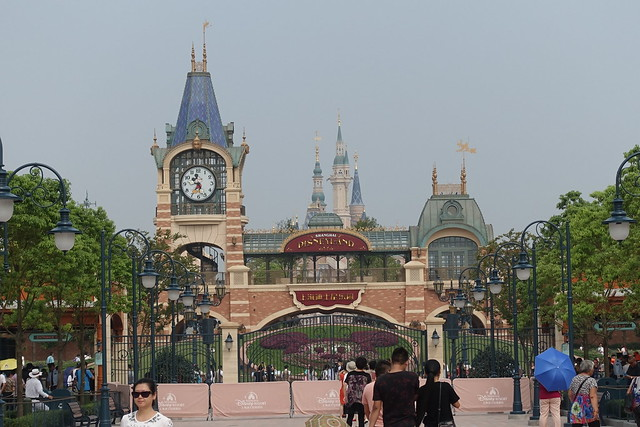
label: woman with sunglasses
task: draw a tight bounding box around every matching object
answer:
[121,378,173,426]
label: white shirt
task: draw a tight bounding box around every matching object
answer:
[25,377,49,399]
[120,411,173,426]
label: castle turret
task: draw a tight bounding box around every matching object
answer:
[349,152,365,224]
[304,143,327,227]
[329,116,353,227]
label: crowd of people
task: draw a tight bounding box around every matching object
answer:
[0,352,97,411]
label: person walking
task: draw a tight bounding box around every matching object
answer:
[627,374,640,426]
[121,378,173,426]
[369,347,420,427]
[569,359,600,427]
[416,359,460,426]
[363,360,391,427]
[538,382,562,427]
[343,356,371,427]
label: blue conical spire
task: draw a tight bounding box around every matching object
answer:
[350,155,364,206]
[169,46,226,148]
[333,116,349,166]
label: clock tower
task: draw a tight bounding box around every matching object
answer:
[151,43,249,274]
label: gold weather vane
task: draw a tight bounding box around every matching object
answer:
[202,21,211,72]
[456,139,476,154]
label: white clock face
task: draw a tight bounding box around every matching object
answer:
[181,166,216,201]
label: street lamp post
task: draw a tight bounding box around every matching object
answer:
[513,220,573,425]
[603,151,640,241]
[0,137,81,413]
[99,229,155,427]
[480,243,525,415]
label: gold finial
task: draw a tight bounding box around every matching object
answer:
[354,152,359,170]
[242,127,247,145]
[337,109,341,126]
[315,145,320,162]
[203,21,211,72]
[192,130,202,150]
[461,158,467,194]
[432,164,438,195]
[191,43,196,72]
[313,130,321,143]
[150,129,159,154]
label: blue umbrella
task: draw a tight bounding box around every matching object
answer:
[534,347,575,392]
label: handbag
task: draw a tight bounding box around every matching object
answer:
[625,378,637,413]
[570,376,590,416]
[437,382,456,427]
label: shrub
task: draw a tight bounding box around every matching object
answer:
[468,347,515,378]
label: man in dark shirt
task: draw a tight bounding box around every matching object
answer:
[369,347,419,427]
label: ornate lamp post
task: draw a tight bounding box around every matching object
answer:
[0,137,81,417]
[512,220,572,424]
[603,151,640,241]
[99,229,155,427]
[478,243,525,415]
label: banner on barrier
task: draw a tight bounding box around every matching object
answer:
[292,380,342,415]
[157,383,209,417]
[212,382,291,417]
[452,377,531,412]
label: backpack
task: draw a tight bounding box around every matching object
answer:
[346,372,370,406]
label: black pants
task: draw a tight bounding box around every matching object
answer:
[346,402,365,427]
[572,422,600,427]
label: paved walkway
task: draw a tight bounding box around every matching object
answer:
[172,413,535,426]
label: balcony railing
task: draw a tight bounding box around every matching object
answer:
[249,267,405,285]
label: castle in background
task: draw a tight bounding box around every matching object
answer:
[304,118,366,229]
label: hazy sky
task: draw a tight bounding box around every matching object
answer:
[2,1,639,238]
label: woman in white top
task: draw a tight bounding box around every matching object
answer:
[121,378,172,427]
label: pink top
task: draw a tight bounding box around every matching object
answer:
[362,381,383,427]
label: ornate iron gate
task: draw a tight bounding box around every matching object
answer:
[237,314,427,382]
[443,326,554,378]
[111,332,222,384]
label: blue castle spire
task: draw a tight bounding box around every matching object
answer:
[169,44,226,148]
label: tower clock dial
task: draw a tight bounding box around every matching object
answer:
[180,166,216,201]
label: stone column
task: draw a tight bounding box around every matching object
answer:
[404,260,426,325]
[220,322,242,384]
[425,318,445,365]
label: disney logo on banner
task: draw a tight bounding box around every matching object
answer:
[235,391,267,410]
[159,392,185,411]
[316,389,341,407]
[476,386,508,404]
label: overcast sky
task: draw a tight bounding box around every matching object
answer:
[2,1,639,238]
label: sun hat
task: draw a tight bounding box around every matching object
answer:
[346,361,356,372]
[29,368,41,378]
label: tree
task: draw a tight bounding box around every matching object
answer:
[0,173,121,412]
[351,216,381,231]
[536,146,640,375]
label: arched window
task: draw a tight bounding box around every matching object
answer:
[427,236,478,280]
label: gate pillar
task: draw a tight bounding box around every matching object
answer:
[221,322,242,384]
[425,317,445,366]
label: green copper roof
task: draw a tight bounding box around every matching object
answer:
[308,213,343,228]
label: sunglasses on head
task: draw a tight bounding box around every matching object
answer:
[131,391,152,398]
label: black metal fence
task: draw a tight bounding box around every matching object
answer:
[443,326,555,378]
[237,314,427,382]
[111,332,222,384]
